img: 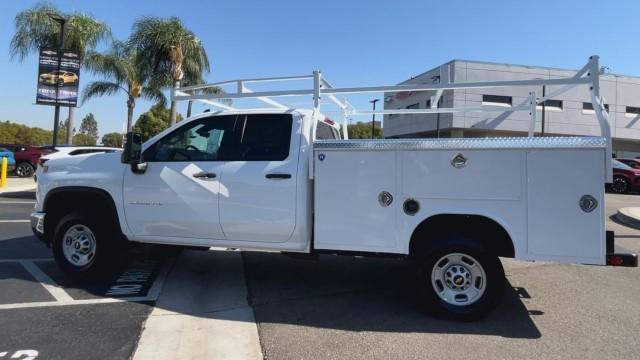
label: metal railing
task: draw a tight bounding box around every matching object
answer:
[171,55,612,181]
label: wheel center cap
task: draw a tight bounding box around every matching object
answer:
[74,242,80,250]
[453,275,464,286]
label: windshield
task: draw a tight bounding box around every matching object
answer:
[613,159,632,170]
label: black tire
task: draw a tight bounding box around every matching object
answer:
[15,162,34,177]
[611,176,629,194]
[52,210,123,279]
[415,237,505,321]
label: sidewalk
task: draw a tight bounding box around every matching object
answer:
[133,249,262,360]
[0,177,37,194]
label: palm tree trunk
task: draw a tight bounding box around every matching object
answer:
[127,97,135,132]
[66,107,75,144]
[169,79,180,126]
[187,100,193,118]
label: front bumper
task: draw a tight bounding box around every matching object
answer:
[30,211,47,244]
[606,231,638,267]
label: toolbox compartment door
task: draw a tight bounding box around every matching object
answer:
[314,150,399,252]
[526,149,606,264]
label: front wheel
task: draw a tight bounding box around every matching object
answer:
[611,176,629,194]
[52,211,122,278]
[15,162,34,177]
[416,242,505,321]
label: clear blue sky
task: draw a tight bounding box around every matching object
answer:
[1,0,638,141]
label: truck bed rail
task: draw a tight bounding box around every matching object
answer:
[314,137,607,151]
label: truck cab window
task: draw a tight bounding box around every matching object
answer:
[223,114,293,161]
[144,116,235,162]
[316,122,339,140]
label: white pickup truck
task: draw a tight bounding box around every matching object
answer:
[31,56,637,320]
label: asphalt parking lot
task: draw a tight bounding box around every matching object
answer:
[0,188,639,360]
[0,190,175,360]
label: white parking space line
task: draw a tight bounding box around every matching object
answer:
[19,260,74,302]
[0,258,172,310]
[0,297,155,310]
[0,220,30,223]
[0,201,35,204]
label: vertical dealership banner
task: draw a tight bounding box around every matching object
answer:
[36,48,80,107]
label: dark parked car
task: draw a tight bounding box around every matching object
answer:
[610,159,640,194]
[0,144,53,177]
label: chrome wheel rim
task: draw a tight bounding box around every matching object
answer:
[16,163,32,177]
[431,253,486,306]
[612,178,627,193]
[62,224,97,267]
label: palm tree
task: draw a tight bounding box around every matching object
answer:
[82,41,166,132]
[10,2,111,144]
[129,16,210,126]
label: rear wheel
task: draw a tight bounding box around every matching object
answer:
[52,211,123,278]
[415,239,505,321]
[611,176,629,194]
[15,162,34,177]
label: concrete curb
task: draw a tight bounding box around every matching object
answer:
[0,185,36,194]
[616,207,640,230]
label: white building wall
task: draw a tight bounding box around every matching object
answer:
[384,59,640,154]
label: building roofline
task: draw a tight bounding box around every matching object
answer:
[399,58,638,84]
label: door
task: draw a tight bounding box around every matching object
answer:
[218,113,299,242]
[526,149,605,264]
[123,116,237,241]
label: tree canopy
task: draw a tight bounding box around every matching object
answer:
[72,133,96,146]
[79,113,98,141]
[343,122,383,139]
[10,2,111,61]
[0,121,54,145]
[101,132,124,147]
[133,102,183,141]
[129,16,209,125]
[82,41,166,131]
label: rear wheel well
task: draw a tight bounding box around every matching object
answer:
[409,214,515,258]
[43,187,121,244]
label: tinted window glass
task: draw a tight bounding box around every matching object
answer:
[316,122,338,140]
[482,95,512,106]
[146,116,235,162]
[613,159,632,170]
[226,114,292,161]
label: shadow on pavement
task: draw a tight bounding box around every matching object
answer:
[240,252,541,339]
[0,236,52,259]
[0,230,541,339]
[0,190,36,200]
[0,233,175,302]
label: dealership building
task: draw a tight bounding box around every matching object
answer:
[383,59,640,157]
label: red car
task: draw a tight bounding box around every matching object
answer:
[618,158,640,170]
[611,159,640,193]
[0,144,53,177]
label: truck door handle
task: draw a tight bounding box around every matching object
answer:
[193,171,217,179]
[266,173,291,179]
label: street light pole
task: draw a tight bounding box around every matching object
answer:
[369,99,379,139]
[49,14,66,147]
[541,84,546,136]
